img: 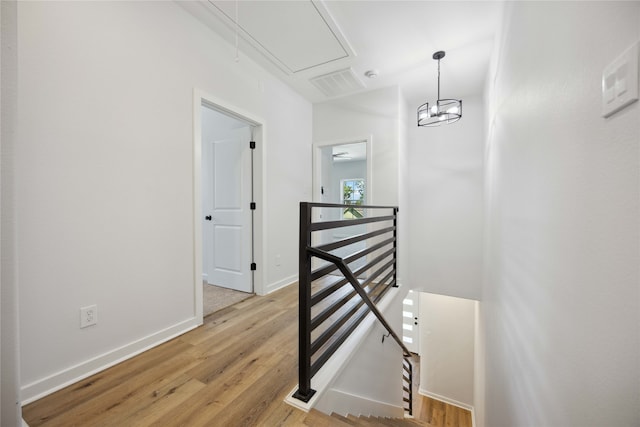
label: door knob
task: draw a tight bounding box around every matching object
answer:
[205,215,212,221]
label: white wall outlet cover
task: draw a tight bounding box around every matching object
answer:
[602,41,639,118]
[80,305,98,328]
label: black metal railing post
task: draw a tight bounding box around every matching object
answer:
[393,207,398,287]
[293,202,316,402]
[409,359,413,415]
[294,202,412,413]
[403,356,413,416]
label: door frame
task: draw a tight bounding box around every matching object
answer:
[193,89,266,324]
[312,135,373,204]
[311,136,372,269]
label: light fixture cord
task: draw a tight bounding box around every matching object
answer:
[234,0,239,62]
[437,58,441,100]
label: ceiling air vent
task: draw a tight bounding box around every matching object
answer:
[310,68,366,98]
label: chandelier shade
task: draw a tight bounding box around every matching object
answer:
[417,51,462,127]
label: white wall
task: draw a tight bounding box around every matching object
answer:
[398,95,410,287]
[472,300,485,427]
[316,286,407,418]
[419,293,475,408]
[314,86,401,207]
[482,2,640,426]
[314,86,406,285]
[1,0,22,424]
[16,1,311,402]
[407,96,485,300]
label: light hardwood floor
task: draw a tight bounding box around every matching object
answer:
[23,283,471,427]
[413,396,472,427]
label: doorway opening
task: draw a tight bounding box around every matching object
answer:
[312,137,371,275]
[201,104,253,316]
[193,90,265,322]
[409,291,478,414]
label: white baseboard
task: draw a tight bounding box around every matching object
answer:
[418,388,473,411]
[419,388,475,425]
[21,317,200,404]
[320,388,403,419]
[265,274,297,295]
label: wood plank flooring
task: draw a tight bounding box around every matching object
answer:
[22,283,471,427]
[413,396,472,427]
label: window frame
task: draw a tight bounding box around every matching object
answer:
[340,178,365,219]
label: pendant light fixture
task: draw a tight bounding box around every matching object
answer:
[417,51,462,127]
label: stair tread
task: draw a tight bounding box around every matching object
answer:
[346,414,377,426]
[331,412,359,425]
[356,415,436,427]
[306,409,353,426]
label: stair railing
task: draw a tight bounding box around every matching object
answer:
[293,202,413,416]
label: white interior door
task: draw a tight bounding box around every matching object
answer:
[204,126,252,292]
[402,290,420,354]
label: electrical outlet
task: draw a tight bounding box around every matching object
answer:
[80,305,97,328]
[275,254,281,267]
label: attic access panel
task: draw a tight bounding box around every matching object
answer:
[207,0,352,73]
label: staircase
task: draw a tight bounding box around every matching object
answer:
[306,410,435,426]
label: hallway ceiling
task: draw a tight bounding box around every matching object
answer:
[181,1,502,105]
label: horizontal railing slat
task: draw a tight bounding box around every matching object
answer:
[311,278,351,306]
[311,297,365,354]
[311,236,395,281]
[359,258,395,289]
[311,288,358,330]
[311,304,370,377]
[309,215,395,231]
[310,255,383,306]
[376,269,396,290]
[314,226,395,253]
[303,202,397,210]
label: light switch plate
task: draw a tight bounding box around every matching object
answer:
[602,41,639,118]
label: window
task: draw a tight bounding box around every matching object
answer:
[341,179,365,219]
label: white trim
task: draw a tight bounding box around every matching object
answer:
[21,318,199,404]
[193,88,267,309]
[199,0,356,75]
[312,135,373,205]
[419,389,476,426]
[311,0,357,60]
[265,275,297,295]
[311,136,373,270]
[319,388,403,419]
[418,388,475,412]
[193,91,204,323]
[472,406,477,427]
[284,285,403,412]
